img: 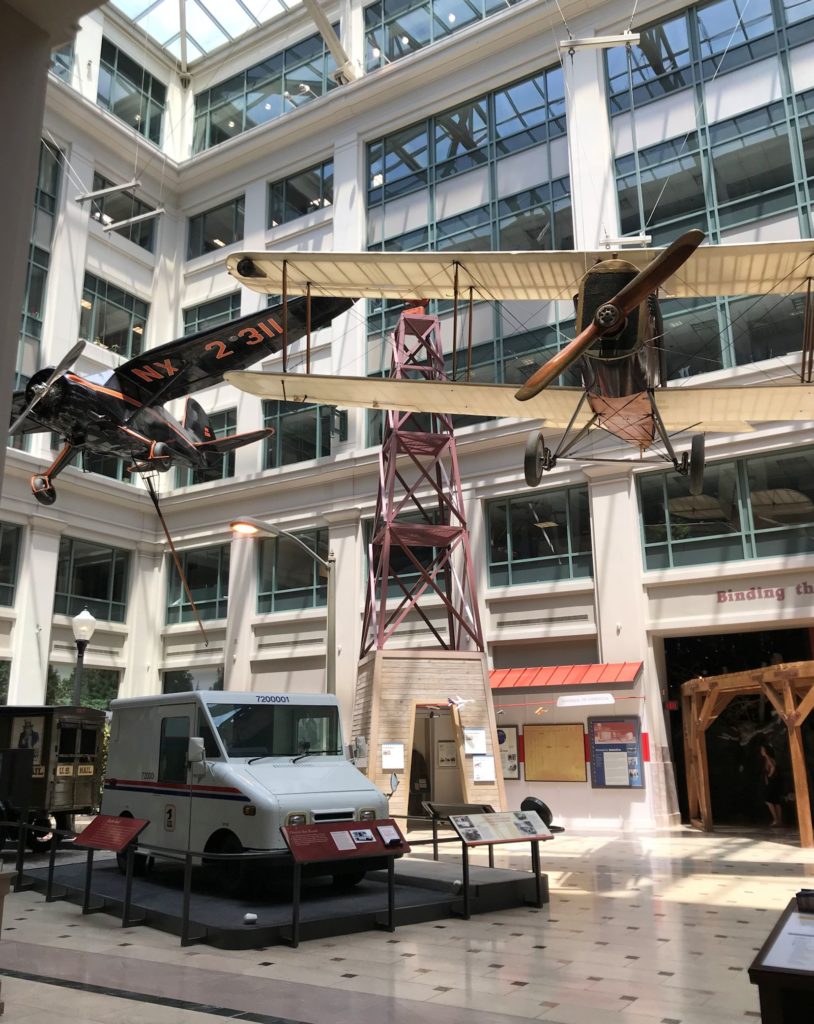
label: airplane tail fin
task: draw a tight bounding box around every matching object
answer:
[183,397,214,442]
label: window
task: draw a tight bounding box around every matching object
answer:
[207,702,340,759]
[638,447,814,570]
[50,42,73,82]
[183,293,241,336]
[79,273,148,358]
[54,537,130,622]
[364,0,524,71]
[46,666,120,710]
[175,409,237,487]
[187,197,245,259]
[263,401,343,468]
[158,716,190,783]
[18,246,49,385]
[97,38,166,144]
[605,14,692,113]
[166,545,230,624]
[257,528,328,612]
[82,450,133,484]
[90,173,157,251]
[192,31,337,153]
[487,486,592,585]
[0,523,21,606]
[0,660,8,705]
[268,160,333,227]
[162,667,224,694]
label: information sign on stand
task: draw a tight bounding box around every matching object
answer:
[281,819,409,947]
[446,811,552,918]
[749,897,814,1023]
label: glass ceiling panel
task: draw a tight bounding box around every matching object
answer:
[109,0,306,60]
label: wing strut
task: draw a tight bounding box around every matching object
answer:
[802,278,814,384]
[145,476,209,647]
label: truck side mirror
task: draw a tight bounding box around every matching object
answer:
[188,736,206,763]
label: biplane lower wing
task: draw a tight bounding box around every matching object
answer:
[226,370,814,435]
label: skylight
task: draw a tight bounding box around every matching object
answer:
[110,0,305,62]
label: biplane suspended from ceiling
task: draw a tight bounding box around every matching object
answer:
[224,235,814,496]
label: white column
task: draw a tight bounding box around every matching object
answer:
[323,508,362,736]
[120,546,163,697]
[40,141,95,365]
[562,47,620,249]
[585,462,679,826]
[222,534,256,691]
[8,516,64,703]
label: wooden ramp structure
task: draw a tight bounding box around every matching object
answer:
[353,650,505,818]
[681,661,814,847]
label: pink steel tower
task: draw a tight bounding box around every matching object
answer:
[360,310,485,656]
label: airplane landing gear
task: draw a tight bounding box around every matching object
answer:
[28,442,77,507]
[524,430,555,487]
[676,434,705,495]
[31,476,57,505]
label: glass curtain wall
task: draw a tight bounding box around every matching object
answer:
[79,273,149,358]
[192,31,338,153]
[97,38,166,143]
[54,537,130,621]
[166,545,230,623]
[268,160,334,227]
[0,524,21,607]
[605,0,813,375]
[90,173,157,251]
[639,446,814,570]
[487,486,593,585]
[363,0,525,71]
[365,63,575,439]
[257,529,329,612]
[183,294,241,336]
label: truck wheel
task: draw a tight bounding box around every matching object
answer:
[28,816,55,852]
[203,831,246,895]
[332,867,368,889]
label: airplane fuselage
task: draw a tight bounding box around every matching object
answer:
[31,372,207,467]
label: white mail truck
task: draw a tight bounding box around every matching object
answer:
[101,691,388,884]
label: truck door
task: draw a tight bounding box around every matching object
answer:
[156,708,194,847]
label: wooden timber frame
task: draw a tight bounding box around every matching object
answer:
[681,661,814,847]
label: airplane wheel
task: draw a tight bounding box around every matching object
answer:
[688,434,705,496]
[31,477,56,505]
[524,430,554,487]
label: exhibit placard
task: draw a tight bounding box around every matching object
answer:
[75,814,150,853]
[437,739,457,768]
[523,723,586,782]
[588,716,644,789]
[448,810,553,846]
[282,818,410,863]
[472,754,496,782]
[463,728,487,755]
[381,742,404,770]
[762,909,814,971]
[497,726,519,780]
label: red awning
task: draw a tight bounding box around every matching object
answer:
[490,662,642,690]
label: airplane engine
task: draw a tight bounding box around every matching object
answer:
[25,368,68,416]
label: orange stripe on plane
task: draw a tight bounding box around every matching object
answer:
[66,374,142,408]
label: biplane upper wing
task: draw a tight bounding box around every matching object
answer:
[227,240,814,301]
[225,370,814,436]
[104,296,353,407]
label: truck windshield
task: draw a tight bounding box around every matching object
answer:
[206,703,341,759]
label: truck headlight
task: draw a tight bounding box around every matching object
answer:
[287,812,307,826]
[359,809,376,821]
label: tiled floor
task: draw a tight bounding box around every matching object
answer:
[1,827,812,1023]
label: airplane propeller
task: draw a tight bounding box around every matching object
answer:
[514,229,705,401]
[8,339,86,435]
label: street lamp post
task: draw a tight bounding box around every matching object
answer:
[71,607,97,706]
[230,516,337,695]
